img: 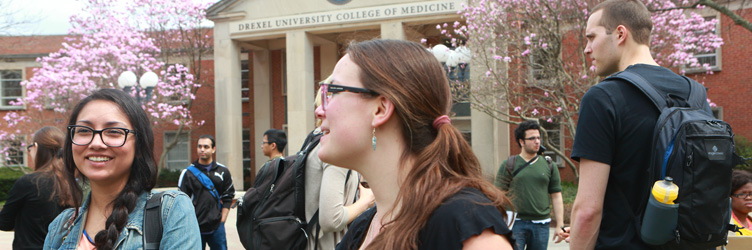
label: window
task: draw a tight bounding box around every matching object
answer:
[712,106,722,120]
[446,62,471,117]
[528,49,553,86]
[540,118,562,166]
[241,60,250,102]
[1,70,23,108]
[243,129,251,171]
[164,131,191,170]
[2,137,24,167]
[686,16,721,73]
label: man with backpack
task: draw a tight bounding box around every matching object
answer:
[569,0,739,249]
[178,135,235,250]
[495,120,564,250]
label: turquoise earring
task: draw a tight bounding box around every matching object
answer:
[372,128,377,151]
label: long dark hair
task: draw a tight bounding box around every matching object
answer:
[346,39,512,249]
[31,126,75,207]
[62,89,157,250]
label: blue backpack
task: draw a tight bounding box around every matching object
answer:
[187,165,222,209]
[607,71,746,249]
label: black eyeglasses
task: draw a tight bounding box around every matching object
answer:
[68,125,136,147]
[260,141,272,146]
[732,192,752,199]
[319,82,378,111]
[26,143,35,152]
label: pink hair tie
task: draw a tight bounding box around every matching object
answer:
[432,115,451,129]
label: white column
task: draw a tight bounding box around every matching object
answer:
[253,49,272,177]
[380,21,405,40]
[285,30,315,152]
[213,25,244,191]
[320,43,337,79]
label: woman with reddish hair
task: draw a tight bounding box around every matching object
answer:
[316,39,514,250]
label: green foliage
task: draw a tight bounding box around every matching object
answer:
[0,167,31,201]
[157,168,182,187]
[735,136,752,171]
[561,181,577,205]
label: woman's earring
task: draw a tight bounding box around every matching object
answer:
[372,127,377,151]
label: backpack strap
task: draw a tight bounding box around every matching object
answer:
[512,156,538,177]
[607,71,668,111]
[144,192,165,250]
[503,155,517,190]
[187,165,222,209]
[681,75,710,110]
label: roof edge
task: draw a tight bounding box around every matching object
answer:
[207,0,241,19]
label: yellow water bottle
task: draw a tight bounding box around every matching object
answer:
[641,177,680,245]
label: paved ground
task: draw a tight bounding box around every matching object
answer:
[0,188,571,249]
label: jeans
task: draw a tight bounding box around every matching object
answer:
[201,222,227,250]
[512,219,549,250]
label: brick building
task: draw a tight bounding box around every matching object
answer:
[1,0,750,186]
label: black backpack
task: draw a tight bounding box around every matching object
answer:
[607,71,745,250]
[144,192,165,250]
[236,132,323,250]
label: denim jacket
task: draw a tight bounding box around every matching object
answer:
[43,190,201,249]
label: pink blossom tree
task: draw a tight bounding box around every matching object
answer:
[442,0,722,178]
[0,0,213,170]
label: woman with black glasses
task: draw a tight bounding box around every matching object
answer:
[0,126,74,249]
[43,89,200,250]
[731,169,752,236]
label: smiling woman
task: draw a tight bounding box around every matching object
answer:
[315,39,514,250]
[42,89,201,250]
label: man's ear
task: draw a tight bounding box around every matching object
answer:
[372,95,395,128]
[615,25,628,45]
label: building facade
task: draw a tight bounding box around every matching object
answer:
[207,0,512,188]
[1,0,750,188]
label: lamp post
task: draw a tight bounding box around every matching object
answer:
[118,71,158,103]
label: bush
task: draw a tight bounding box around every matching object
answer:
[560,181,577,225]
[157,168,182,187]
[736,136,752,171]
[0,167,31,201]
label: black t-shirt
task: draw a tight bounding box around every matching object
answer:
[0,172,67,250]
[571,64,710,249]
[336,188,513,250]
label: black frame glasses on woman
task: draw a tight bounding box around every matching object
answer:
[67,125,136,147]
[319,82,379,111]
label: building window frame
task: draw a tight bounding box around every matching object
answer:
[685,15,722,73]
[540,118,563,167]
[164,131,191,170]
[242,129,251,172]
[241,51,250,102]
[0,69,24,110]
[2,136,25,167]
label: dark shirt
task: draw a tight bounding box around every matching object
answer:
[571,64,710,249]
[336,188,513,250]
[197,162,211,172]
[0,172,67,250]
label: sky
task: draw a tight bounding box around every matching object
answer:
[6,0,217,36]
[7,0,85,35]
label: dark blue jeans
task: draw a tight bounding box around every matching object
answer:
[201,222,227,250]
[512,219,549,250]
